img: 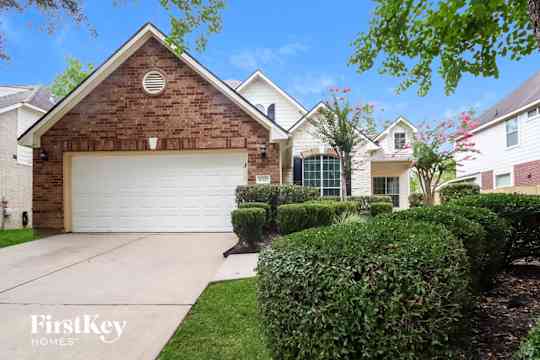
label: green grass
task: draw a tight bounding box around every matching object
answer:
[159,278,271,360]
[0,229,37,248]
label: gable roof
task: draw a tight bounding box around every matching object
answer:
[18,23,289,147]
[0,85,54,114]
[374,116,418,141]
[472,69,540,134]
[289,102,380,150]
[236,70,308,115]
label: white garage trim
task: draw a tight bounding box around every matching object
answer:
[63,150,248,232]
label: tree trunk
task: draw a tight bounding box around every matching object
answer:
[530,0,540,49]
[340,153,348,201]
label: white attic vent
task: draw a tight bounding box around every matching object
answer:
[142,70,166,95]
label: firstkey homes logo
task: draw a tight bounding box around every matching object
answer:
[30,314,127,347]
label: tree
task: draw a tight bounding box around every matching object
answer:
[351,0,540,96]
[51,56,94,98]
[310,88,373,200]
[406,113,478,206]
[0,0,224,60]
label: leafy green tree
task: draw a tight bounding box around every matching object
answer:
[407,113,478,205]
[0,0,224,60]
[51,57,94,98]
[351,0,540,96]
[310,88,373,199]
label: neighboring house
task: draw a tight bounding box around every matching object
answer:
[0,85,54,229]
[18,23,416,233]
[456,70,540,191]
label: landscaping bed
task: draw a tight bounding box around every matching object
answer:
[0,229,37,248]
[476,262,540,359]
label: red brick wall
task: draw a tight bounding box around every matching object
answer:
[481,170,494,190]
[33,37,280,230]
[514,160,540,186]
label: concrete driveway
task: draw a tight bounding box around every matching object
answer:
[0,233,236,360]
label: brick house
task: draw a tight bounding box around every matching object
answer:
[456,70,540,191]
[19,23,416,233]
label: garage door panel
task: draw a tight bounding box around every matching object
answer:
[71,152,247,232]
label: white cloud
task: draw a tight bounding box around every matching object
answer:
[290,74,338,96]
[229,42,308,70]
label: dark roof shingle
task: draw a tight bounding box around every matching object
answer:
[476,70,540,127]
[0,85,55,111]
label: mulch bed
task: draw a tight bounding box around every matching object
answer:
[475,261,540,359]
[222,231,279,257]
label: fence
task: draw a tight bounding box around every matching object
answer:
[483,185,540,195]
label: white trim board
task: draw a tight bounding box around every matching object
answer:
[18,23,289,148]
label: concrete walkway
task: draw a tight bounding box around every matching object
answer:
[213,253,259,282]
[0,233,235,360]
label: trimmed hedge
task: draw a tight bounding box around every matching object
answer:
[236,185,319,226]
[441,205,511,287]
[277,200,359,235]
[409,193,424,207]
[370,201,393,216]
[515,318,540,360]
[389,206,489,291]
[439,182,480,204]
[450,193,540,262]
[238,202,271,225]
[257,218,472,359]
[231,208,265,247]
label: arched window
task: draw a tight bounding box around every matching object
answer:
[255,104,266,113]
[303,155,341,196]
[267,104,276,121]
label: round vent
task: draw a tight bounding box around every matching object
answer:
[142,70,166,95]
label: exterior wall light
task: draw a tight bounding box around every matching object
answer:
[148,137,158,150]
[260,144,267,159]
[39,149,48,161]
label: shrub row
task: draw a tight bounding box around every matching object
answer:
[451,193,540,263]
[257,218,472,359]
[389,205,514,291]
[231,208,265,247]
[277,200,359,235]
[408,192,424,207]
[439,182,480,204]
[369,201,393,216]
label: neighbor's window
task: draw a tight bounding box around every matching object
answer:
[495,173,512,188]
[303,155,341,196]
[528,107,539,119]
[394,132,406,150]
[506,118,519,147]
[373,177,400,207]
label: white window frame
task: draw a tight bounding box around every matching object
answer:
[302,155,342,197]
[494,170,513,189]
[505,118,519,148]
[393,131,407,151]
[527,107,539,120]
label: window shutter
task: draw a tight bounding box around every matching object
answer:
[293,157,303,185]
[267,104,276,121]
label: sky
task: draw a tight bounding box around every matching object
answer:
[0,1,539,130]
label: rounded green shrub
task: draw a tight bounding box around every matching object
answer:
[439,183,480,204]
[441,205,511,287]
[257,219,472,359]
[231,208,265,246]
[450,193,540,261]
[238,202,271,224]
[389,206,488,291]
[515,318,540,360]
[370,201,393,216]
[408,193,424,207]
[277,201,360,234]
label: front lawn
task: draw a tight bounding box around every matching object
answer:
[159,278,270,360]
[0,229,37,248]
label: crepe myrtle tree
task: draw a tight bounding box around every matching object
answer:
[310,87,374,200]
[404,112,479,206]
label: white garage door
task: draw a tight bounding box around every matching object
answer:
[71,152,247,232]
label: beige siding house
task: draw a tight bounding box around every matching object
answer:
[0,86,54,229]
